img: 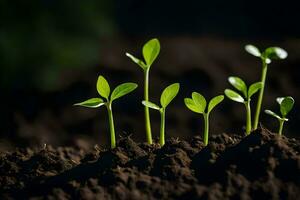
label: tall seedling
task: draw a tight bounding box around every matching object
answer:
[142,83,180,146]
[245,45,287,130]
[74,75,138,148]
[126,38,160,144]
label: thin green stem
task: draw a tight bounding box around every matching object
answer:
[144,69,152,144]
[253,59,268,130]
[245,101,252,135]
[278,120,284,136]
[160,109,165,146]
[107,102,116,149]
[203,113,209,146]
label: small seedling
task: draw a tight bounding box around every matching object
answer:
[224,76,262,135]
[265,96,294,135]
[142,83,180,146]
[245,44,288,130]
[74,75,138,149]
[126,38,160,144]
[184,93,224,146]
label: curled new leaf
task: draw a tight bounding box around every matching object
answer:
[279,96,294,117]
[264,47,288,60]
[142,100,160,110]
[143,38,160,67]
[245,44,261,57]
[160,83,180,108]
[228,76,247,97]
[208,95,224,113]
[248,82,262,98]
[125,53,146,70]
[97,75,110,99]
[276,97,284,104]
[111,83,138,101]
[74,98,104,108]
[224,89,245,103]
[192,92,206,113]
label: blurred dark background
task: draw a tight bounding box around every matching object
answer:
[1,0,300,150]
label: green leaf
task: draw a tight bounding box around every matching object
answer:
[160,83,180,108]
[125,53,146,70]
[74,98,105,108]
[264,110,282,120]
[111,83,138,101]
[142,100,160,110]
[228,76,247,97]
[143,38,160,67]
[264,47,288,60]
[224,89,245,103]
[279,96,294,117]
[245,44,261,57]
[248,82,262,98]
[97,75,110,99]
[208,95,224,113]
[191,92,206,113]
[184,98,202,113]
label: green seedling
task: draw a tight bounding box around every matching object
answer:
[224,76,262,135]
[142,83,180,146]
[126,38,160,144]
[184,93,224,146]
[265,96,294,135]
[245,44,288,130]
[74,75,138,149]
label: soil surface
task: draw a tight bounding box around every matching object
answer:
[1,128,300,200]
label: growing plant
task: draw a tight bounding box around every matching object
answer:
[74,75,138,149]
[245,44,288,130]
[142,83,180,146]
[265,96,294,135]
[224,76,262,135]
[184,93,224,146]
[126,38,160,144]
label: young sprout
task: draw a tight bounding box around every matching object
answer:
[126,38,160,144]
[184,93,224,146]
[74,75,138,149]
[265,96,294,135]
[224,76,262,135]
[142,83,180,146]
[245,44,288,130]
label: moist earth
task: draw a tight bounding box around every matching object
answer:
[0,128,300,200]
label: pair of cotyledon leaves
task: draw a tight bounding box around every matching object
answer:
[184,93,224,114]
[126,38,160,70]
[265,97,294,121]
[142,83,180,111]
[225,77,262,103]
[75,76,138,108]
[245,44,288,64]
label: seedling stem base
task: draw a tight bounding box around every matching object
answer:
[245,101,252,135]
[107,103,116,148]
[278,120,284,136]
[160,109,166,146]
[203,113,209,146]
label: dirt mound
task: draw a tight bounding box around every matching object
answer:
[1,129,299,199]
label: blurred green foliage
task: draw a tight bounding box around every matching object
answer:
[0,0,116,90]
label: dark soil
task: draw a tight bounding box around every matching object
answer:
[1,128,300,200]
